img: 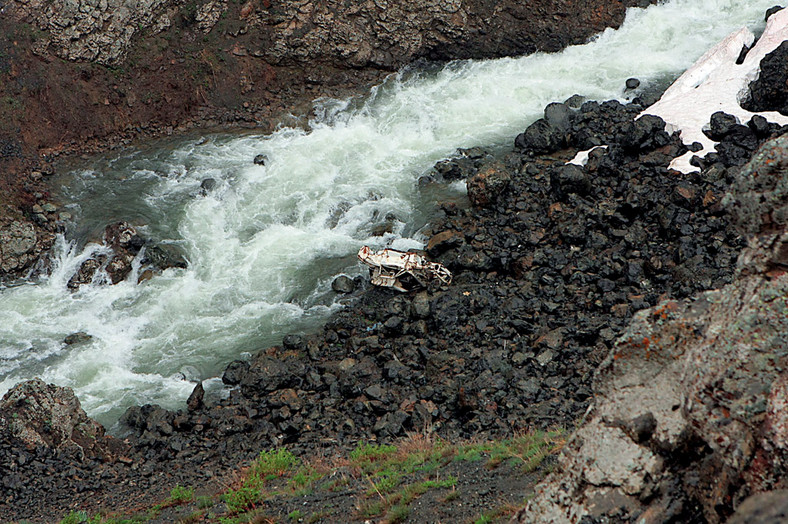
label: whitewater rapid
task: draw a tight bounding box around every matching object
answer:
[0,0,779,427]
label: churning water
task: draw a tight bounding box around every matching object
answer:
[0,0,778,427]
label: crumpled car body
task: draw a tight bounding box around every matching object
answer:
[357,246,452,292]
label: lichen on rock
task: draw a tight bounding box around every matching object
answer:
[0,378,124,462]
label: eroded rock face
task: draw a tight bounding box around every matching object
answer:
[0,219,55,278]
[0,378,122,462]
[7,0,182,65]
[8,0,654,68]
[518,136,788,524]
[257,0,654,70]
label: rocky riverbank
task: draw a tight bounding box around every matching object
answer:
[2,3,788,524]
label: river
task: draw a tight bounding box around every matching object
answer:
[0,0,778,428]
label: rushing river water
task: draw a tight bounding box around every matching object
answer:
[0,0,779,428]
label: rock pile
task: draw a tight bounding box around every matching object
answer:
[67,221,187,290]
[519,135,788,524]
[119,98,770,468]
[0,379,130,512]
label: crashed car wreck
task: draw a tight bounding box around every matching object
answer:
[357,246,452,292]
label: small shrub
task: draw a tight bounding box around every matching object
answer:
[224,484,262,514]
[350,442,397,464]
[169,485,195,504]
[306,511,330,524]
[287,509,304,521]
[368,470,401,495]
[197,495,214,509]
[289,467,324,493]
[386,505,409,524]
[251,448,299,479]
[178,512,204,524]
[443,489,460,502]
[60,511,88,524]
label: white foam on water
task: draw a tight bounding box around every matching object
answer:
[0,0,779,426]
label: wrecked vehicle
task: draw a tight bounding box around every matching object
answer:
[357,246,452,292]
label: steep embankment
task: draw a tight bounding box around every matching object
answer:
[0,0,650,281]
[520,9,788,524]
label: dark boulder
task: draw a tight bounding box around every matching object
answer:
[618,114,668,151]
[515,118,566,154]
[143,244,188,271]
[282,334,304,350]
[748,114,772,137]
[550,164,592,198]
[253,154,267,165]
[64,332,93,346]
[332,275,356,293]
[186,382,204,411]
[704,111,739,140]
[433,156,476,181]
[466,161,511,207]
[426,229,464,256]
[222,359,250,385]
[544,102,575,134]
[743,40,788,115]
[200,178,217,192]
[240,355,305,397]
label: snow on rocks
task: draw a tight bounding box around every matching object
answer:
[644,8,788,173]
[567,145,607,166]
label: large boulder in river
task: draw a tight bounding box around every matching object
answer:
[68,221,187,289]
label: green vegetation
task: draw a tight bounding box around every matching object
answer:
[223,448,301,514]
[56,429,564,524]
[168,485,195,505]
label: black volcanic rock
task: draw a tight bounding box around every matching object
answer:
[744,40,788,115]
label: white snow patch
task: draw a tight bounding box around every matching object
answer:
[642,8,788,173]
[567,146,608,166]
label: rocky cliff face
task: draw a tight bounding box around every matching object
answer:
[6,0,181,65]
[7,0,652,68]
[519,135,788,523]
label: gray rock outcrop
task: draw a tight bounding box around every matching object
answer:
[517,135,788,523]
[0,219,54,277]
[7,0,654,68]
[0,378,123,461]
[7,0,182,65]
